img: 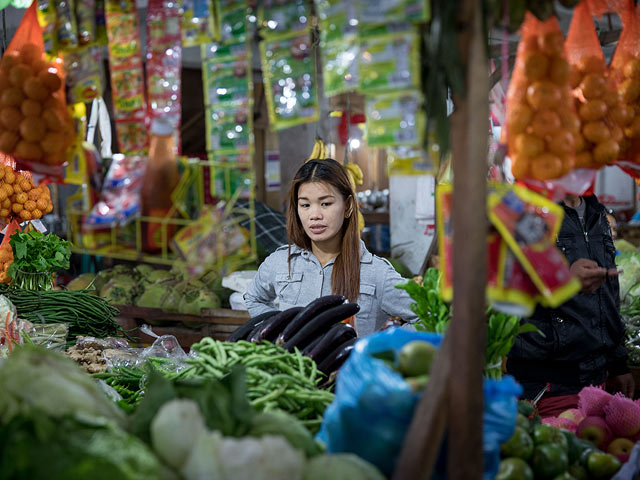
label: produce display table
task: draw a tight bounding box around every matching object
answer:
[114,305,249,350]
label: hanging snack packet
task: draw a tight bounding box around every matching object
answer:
[435,183,453,300]
[609,0,640,171]
[95,0,107,45]
[358,29,420,93]
[353,0,429,26]
[201,39,248,61]
[54,0,79,51]
[202,56,250,107]
[105,0,147,154]
[205,104,252,154]
[36,0,57,54]
[211,164,251,199]
[566,1,625,170]
[218,0,248,42]
[366,91,424,147]
[84,154,146,228]
[316,0,357,44]
[322,34,360,96]
[0,5,74,170]
[181,0,215,47]
[62,46,103,104]
[504,13,579,182]
[258,0,310,38]
[75,0,96,46]
[146,0,182,152]
[488,184,580,307]
[260,32,319,130]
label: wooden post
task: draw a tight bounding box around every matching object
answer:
[393,0,488,478]
[447,0,489,477]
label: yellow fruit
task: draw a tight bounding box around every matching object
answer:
[5,169,14,184]
[557,107,581,132]
[538,32,564,56]
[0,208,9,219]
[548,130,575,156]
[623,58,640,79]
[23,200,35,212]
[31,208,42,219]
[523,51,550,82]
[40,132,65,154]
[42,108,64,132]
[27,188,40,201]
[11,203,21,213]
[1,87,25,108]
[578,55,605,75]
[507,103,533,135]
[0,51,20,71]
[30,58,48,75]
[514,133,545,158]
[22,78,49,102]
[578,100,608,121]
[611,125,624,144]
[8,64,33,88]
[620,78,640,103]
[574,133,586,152]
[583,121,610,144]
[45,202,52,214]
[36,198,48,211]
[574,151,593,169]
[0,107,23,131]
[2,198,10,209]
[611,105,634,126]
[15,192,26,204]
[625,117,640,138]
[20,98,41,117]
[0,131,18,153]
[37,70,61,93]
[19,179,31,192]
[510,155,529,179]
[14,140,42,160]
[13,183,21,194]
[19,43,42,66]
[580,73,606,99]
[531,153,564,180]
[527,81,562,110]
[19,117,46,143]
[550,56,570,85]
[602,90,621,108]
[531,110,562,138]
[19,209,31,220]
[593,139,621,164]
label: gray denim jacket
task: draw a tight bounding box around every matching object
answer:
[243,241,418,337]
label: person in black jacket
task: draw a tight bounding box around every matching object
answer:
[507,194,633,417]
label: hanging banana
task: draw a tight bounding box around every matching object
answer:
[307,137,330,162]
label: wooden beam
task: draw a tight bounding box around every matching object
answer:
[447,0,489,477]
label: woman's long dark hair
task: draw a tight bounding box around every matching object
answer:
[287,159,360,302]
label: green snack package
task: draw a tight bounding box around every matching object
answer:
[366,91,425,147]
[259,0,310,39]
[181,0,215,47]
[323,35,360,96]
[205,105,253,154]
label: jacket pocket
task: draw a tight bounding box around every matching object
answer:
[557,236,578,265]
[275,272,303,307]
[357,282,376,322]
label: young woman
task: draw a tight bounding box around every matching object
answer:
[243,158,417,337]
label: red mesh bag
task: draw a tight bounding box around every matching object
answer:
[0,219,21,284]
[608,0,640,168]
[565,0,627,170]
[0,3,73,169]
[505,13,579,182]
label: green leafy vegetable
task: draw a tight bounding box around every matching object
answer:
[395,268,451,334]
[8,230,71,290]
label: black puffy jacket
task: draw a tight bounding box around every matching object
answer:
[506,195,627,400]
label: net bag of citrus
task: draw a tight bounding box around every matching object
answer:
[0,164,53,223]
[0,219,21,284]
[608,0,640,169]
[505,13,579,182]
[0,3,73,168]
[566,0,626,169]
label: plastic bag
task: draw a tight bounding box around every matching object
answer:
[609,0,640,171]
[0,3,73,169]
[566,1,626,170]
[317,327,522,479]
[505,13,579,182]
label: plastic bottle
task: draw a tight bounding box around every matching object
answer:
[141,118,180,253]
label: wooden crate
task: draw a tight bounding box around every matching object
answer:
[115,305,250,350]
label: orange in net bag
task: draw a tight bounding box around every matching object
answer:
[0,219,21,284]
[505,13,580,182]
[0,3,74,168]
[566,0,627,168]
[608,0,640,165]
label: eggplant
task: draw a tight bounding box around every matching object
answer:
[227,310,278,342]
[248,306,303,343]
[318,337,357,375]
[276,295,346,346]
[283,302,359,352]
[307,322,356,364]
[301,334,324,356]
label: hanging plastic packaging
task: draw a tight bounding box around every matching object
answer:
[146,0,182,153]
[218,0,248,43]
[105,0,147,154]
[365,91,424,148]
[322,35,360,97]
[353,0,430,26]
[317,328,522,480]
[62,46,103,104]
[258,0,310,38]
[75,0,96,46]
[316,0,357,44]
[180,0,215,47]
[504,14,579,183]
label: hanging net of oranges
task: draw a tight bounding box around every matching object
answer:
[565,0,627,169]
[0,163,53,223]
[0,220,20,284]
[505,13,580,182]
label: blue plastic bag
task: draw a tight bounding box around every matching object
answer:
[317,327,522,479]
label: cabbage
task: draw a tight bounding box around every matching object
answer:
[181,430,224,480]
[303,454,385,480]
[147,270,174,284]
[0,346,125,427]
[134,264,155,280]
[248,411,324,457]
[67,273,97,292]
[135,284,171,309]
[617,252,640,301]
[178,290,221,315]
[161,287,182,313]
[616,239,638,254]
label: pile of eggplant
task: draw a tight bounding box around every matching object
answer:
[228,295,359,377]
